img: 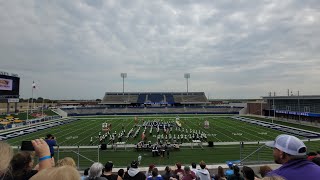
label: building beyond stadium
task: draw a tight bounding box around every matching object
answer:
[263,95,320,122]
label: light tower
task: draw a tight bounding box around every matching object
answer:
[184,73,190,94]
[120,73,127,95]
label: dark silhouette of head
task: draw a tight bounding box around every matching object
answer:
[242,166,255,180]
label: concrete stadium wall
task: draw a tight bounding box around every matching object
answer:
[68,112,240,116]
[239,107,247,115]
[55,108,68,117]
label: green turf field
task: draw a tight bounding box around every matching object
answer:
[6,115,299,146]
[6,115,320,168]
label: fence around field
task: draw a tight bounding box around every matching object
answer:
[12,138,320,170]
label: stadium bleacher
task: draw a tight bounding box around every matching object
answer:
[62,106,242,116]
[60,92,243,116]
[148,93,164,103]
[172,92,207,103]
[101,92,208,105]
[137,94,147,104]
[165,94,175,104]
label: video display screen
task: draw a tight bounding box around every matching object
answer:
[0,75,20,96]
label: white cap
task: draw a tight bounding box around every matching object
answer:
[265,134,307,156]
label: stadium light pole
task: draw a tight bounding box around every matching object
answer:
[120,73,127,95]
[298,90,300,123]
[273,92,276,123]
[27,98,29,124]
[261,99,263,117]
[268,92,271,118]
[184,73,190,95]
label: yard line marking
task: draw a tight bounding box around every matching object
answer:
[8,119,93,145]
[186,117,237,142]
[207,117,251,141]
[226,118,283,140]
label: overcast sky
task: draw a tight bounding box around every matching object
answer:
[1,0,320,100]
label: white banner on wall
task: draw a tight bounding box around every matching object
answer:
[8,98,19,103]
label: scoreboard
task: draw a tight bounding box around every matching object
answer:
[0,72,20,97]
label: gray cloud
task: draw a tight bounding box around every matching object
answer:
[0,0,319,99]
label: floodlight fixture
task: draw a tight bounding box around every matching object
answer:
[120,73,127,94]
[184,73,190,94]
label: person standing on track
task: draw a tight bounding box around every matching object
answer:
[90,137,93,145]
[45,134,57,158]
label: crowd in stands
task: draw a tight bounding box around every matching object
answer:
[1,134,320,180]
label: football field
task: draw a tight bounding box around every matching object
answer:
[6,115,294,146]
[5,115,320,168]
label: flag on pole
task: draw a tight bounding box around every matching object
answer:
[32,81,36,89]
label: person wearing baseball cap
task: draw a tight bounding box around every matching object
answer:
[225,162,234,178]
[265,134,320,179]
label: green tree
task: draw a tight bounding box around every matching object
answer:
[37,97,44,103]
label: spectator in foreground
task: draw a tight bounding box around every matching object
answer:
[225,162,234,178]
[145,164,155,177]
[85,162,106,180]
[56,157,77,168]
[258,166,272,178]
[147,168,163,180]
[123,161,146,180]
[196,161,210,180]
[101,161,117,180]
[161,166,174,180]
[2,139,52,180]
[241,166,255,180]
[117,169,125,180]
[227,165,243,180]
[182,166,196,180]
[81,168,90,180]
[0,141,14,178]
[191,162,198,175]
[30,165,80,180]
[214,166,226,180]
[174,163,184,175]
[8,151,38,180]
[265,134,320,179]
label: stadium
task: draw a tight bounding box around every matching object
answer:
[1,1,320,178]
[1,71,320,175]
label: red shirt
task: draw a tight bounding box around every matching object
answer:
[174,169,185,175]
[182,172,196,180]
